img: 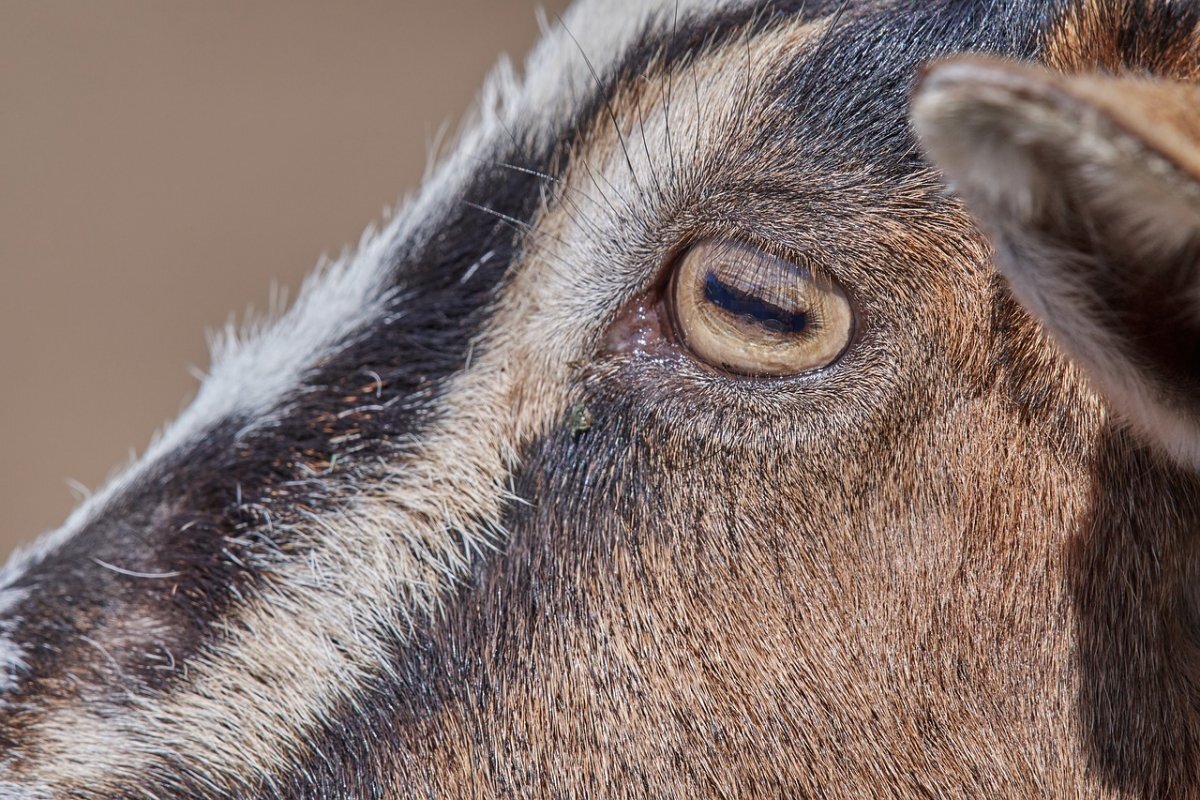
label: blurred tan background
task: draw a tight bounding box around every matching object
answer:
[0,1,568,556]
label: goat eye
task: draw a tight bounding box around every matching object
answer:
[668,240,854,376]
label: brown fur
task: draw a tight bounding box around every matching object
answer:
[1044,0,1200,78]
[357,18,1200,796]
[7,2,1200,797]
[911,8,1200,796]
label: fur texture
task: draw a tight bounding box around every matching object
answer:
[3,0,1200,797]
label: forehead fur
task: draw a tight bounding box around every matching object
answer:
[1043,0,1200,76]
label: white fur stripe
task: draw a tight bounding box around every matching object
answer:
[0,0,787,792]
[0,589,28,696]
[0,0,745,595]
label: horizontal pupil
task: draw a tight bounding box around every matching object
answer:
[703,272,808,334]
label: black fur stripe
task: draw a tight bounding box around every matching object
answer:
[234,1,1064,795]
[0,139,556,752]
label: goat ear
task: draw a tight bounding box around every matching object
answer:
[912,56,1200,466]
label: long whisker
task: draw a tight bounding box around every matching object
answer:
[664,0,681,186]
[633,76,666,201]
[557,15,648,206]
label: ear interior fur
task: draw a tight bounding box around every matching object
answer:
[912,56,1200,466]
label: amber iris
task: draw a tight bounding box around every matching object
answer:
[668,240,854,376]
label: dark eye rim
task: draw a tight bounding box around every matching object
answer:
[659,237,862,380]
